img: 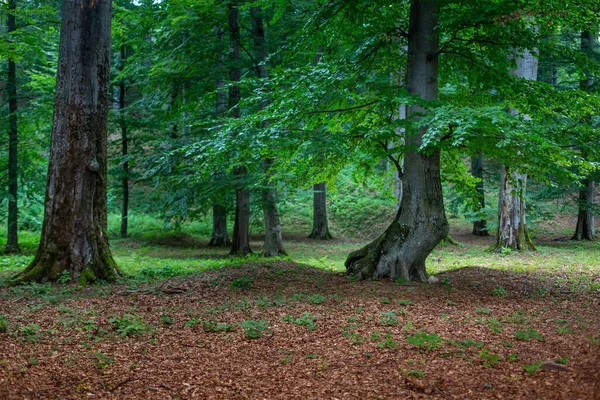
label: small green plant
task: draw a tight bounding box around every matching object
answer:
[492,286,509,296]
[230,276,253,289]
[240,320,270,339]
[446,300,457,306]
[57,270,72,284]
[377,331,399,349]
[185,318,201,327]
[93,352,114,369]
[20,323,41,342]
[109,314,149,337]
[479,349,503,367]
[523,361,543,375]
[380,297,391,304]
[307,294,327,304]
[514,329,545,342]
[202,320,235,333]
[487,318,503,333]
[475,307,492,315]
[459,338,476,347]
[556,356,569,365]
[379,311,398,326]
[402,320,416,332]
[588,336,600,345]
[406,332,443,351]
[160,315,174,325]
[0,315,7,333]
[370,330,382,341]
[406,369,425,378]
[508,353,519,361]
[305,353,318,359]
[282,312,318,330]
[396,299,414,306]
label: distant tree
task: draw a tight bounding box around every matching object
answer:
[572,29,597,241]
[308,183,332,240]
[495,42,539,252]
[471,153,488,237]
[5,0,19,253]
[11,0,119,284]
[229,1,251,255]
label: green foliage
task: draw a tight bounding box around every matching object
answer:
[93,352,114,370]
[240,320,270,339]
[307,294,327,304]
[491,286,509,297]
[0,315,7,333]
[57,271,71,284]
[109,314,150,337]
[523,361,543,376]
[406,332,443,351]
[230,276,254,289]
[377,331,399,349]
[514,329,545,342]
[479,349,503,367]
[282,312,318,330]
[379,311,398,326]
[202,320,235,333]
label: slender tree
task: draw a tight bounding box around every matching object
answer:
[251,6,286,256]
[308,183,332,240]
[346,0,449,282]
[572,29,596,241]
[119,44,129,238]
[471,153,488,236]
[11,0,119,284]
[229,1,252,255]
[5,0,19,253]
[495,44,538,252]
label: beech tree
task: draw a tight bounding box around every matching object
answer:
[471,154,488,237]
[308,183,332,240]
[345,0,449,282]
[5,0,18,253]
[11,0,119,284]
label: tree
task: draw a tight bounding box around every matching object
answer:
[5,0,19,253]
[251,6,286,256]
[345,0,449,282]
[471,153,488,236]
[495,42,539,252]
[572,29,597,241]
[118,44,129,238]
[229,1,251,256]
[308,182,332,240]
[11,0,119,284]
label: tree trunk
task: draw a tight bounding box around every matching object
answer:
[228,2,251,255]
[251,6,285,256]
[11,0,119,284]
[496,42,538,251]
[209,28,230,247]
[573,179,596,241]
[308,183,332,240]
[471,153,488,236]
[6,0,19,253]
[345,0,448,282]
[572,30,596,241]
[209,204,231,247]
[119,45,129,239]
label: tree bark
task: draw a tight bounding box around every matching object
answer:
[228,2,251,256]
[6,0,19,253]
[345,0,448,282]
[11,0,119,284]
[119,45,129,239]
[209,28,231,248]
[251,7,286,256]
[572,178,595,240]
[308,183,332,240]
[495,43,538,251]
[471,153,489,236]
[572,30,596,241]
[209,204,231,247]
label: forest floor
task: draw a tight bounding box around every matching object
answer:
[0,224,599,399]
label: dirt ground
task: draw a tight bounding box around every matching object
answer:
[0,260,598,399]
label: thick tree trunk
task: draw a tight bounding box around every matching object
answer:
[572,30,596,241]
[309,183,332,240]
[471,153,488,236]
[572,179,595,240]
[251,7,285,256]
[496,43,538,251]
[209,204,231,247]
[6,0,19,253]
[346,0,448,282]
[11,0,119,284]
[228,2,251,255]
[119,45,129,239]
